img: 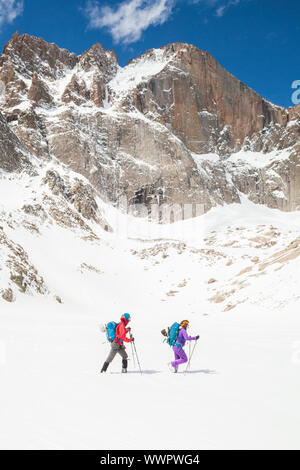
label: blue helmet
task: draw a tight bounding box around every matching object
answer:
[122,313,131,322]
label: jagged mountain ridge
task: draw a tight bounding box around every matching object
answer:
[0,32,299,214]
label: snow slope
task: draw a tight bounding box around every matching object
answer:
[0,181,300,449]
[108,48,171,108]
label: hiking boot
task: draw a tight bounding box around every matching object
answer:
[101,361,109,373]
[168,362,178,373]
[122,359,128,371]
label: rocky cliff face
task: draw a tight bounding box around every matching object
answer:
[0,111,32,172]
[0,32,299,216]
[127,43,289,154]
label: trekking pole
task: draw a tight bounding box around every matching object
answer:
[131,340,136,369]
[188,342,191,370]
[185,339,198,374]
[132,341,142,375]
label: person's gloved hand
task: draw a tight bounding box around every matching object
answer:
[127,327,131,332]
[195,335,200,340]
[131,336,135,342]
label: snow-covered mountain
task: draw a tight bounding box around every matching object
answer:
[0,33,300,449]
[1,32,300,214]
[0,31,299,303]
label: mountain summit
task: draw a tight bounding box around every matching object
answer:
[0,32,299,215]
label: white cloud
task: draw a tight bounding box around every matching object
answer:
[0,0,23,28]
[216,4,226,16]
[215,0,241,17]
[83,0,175,44]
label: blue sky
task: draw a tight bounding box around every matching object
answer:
[0,0,299,107]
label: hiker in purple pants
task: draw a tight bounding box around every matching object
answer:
[171,320,199,372]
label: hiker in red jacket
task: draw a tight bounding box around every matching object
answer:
[101,313,134,373]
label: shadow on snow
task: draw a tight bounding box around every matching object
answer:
[183,369,217,375]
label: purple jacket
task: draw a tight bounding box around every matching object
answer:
[176,328,197,348]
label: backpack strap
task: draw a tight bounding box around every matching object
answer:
[114,322,123,344]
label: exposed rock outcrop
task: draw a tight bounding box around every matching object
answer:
[27,71,53,106]
[42,169,111,229]
[0,113,31,172]
[0,227,48,295]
